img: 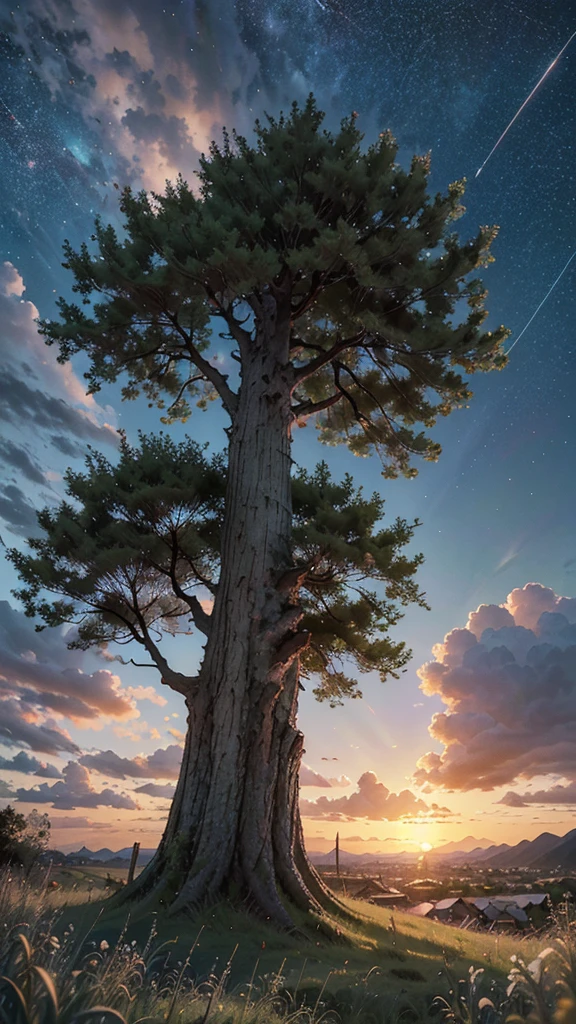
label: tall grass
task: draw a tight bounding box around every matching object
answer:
[2,869,576,1024]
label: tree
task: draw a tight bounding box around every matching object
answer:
[0,806,50,869]
[11,97,508,925]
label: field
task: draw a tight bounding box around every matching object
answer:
[0,866,569,1024]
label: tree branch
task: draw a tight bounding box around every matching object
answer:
[291,391,342,419]
[165,313,238,417]
[293,330,366,387]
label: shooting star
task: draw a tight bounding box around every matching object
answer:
[476,29,576,178]
[507,247,576,354]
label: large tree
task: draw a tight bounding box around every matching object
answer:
[11,97,507,926]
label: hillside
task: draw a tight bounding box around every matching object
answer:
[483,832,562,869]
[530,829,576,870]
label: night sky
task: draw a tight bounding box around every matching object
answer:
[0,0,575,854]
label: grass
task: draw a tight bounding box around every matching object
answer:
[0,866,572,1024]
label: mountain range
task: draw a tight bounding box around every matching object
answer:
[67,827,576,871]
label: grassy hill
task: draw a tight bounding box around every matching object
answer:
[0,866,553,1024]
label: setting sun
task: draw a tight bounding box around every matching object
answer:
[420,842,433,852]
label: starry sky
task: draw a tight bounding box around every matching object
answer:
[0,0,575,855]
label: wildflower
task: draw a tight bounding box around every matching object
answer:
[100,939,109,951]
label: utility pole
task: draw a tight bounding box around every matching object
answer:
[335,830,340,880]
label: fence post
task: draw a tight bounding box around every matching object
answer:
[127,841,140,885]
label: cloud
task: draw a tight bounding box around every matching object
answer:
[0,484,42,538]
[16,761,138,810]
[0,602,160,755]
[0,439,46,486]
[498,784,576,807]
[0,751,63,778]
[300,765,332,787]
[328,775,352,788]
[79,743,183,780]
[50,815,112,830]
[0,780,16,798]
[414,583,576,792]
[0,699,79,758]
[135,782,176,798]
[300,771,431,821]
[1,262,25,297]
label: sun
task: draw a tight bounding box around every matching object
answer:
[420,842,433,852]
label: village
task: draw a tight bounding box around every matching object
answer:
[313,846,576,932]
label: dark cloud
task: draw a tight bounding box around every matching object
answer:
[300,771,431,821]
[498,784,576,807]
[0,698,79,757]
[0,484,41,537]
[16,761,138,810]
[0,751,63,778]
[0,780,16,798]
[0,439,46,485]
[0,372,115,448]
[121,107,191,161]
[135,782,176,798]
[49,435,84,459]
[79,744,183,780]
[0,602,145,756]
[415,584,576,792]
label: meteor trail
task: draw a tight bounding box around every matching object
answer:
[476,29,576,178]
[507,248,576,354]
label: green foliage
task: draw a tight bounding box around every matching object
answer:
[9,440,423,700]
[10,434,224,683]
[293,462,427,704]
[42,95,508,478]
[0,806,50,870]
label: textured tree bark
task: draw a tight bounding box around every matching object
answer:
[122,296,340,927]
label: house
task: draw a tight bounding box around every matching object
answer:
[407,901,435,917]
[328,876,408,904]
[353,879,409,906]
[427,898,481,925]
[471,894,550,930]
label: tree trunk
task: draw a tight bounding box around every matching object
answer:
[125,296,340,927]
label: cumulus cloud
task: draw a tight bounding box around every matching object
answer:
[79,744,183,780]
[300,771,431,821]
[414,583,576,792]
[0,602,162,755]
[0,751,63,778]
[16,761,138,810]
[0,781,16,798]
[0,698,79,758]
[328,775,352,788]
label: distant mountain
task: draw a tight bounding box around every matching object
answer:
[307,848,380,866]
[472,843,512,863]
[67,846,157,865]
[529,829,576,871]
[73,847,116,861]
[483,832,562,869]
[431,836,496,855]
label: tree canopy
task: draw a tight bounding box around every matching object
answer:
[11,434,426,707]
[42,95,508,479]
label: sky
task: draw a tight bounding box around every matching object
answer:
[0,0,575,855]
